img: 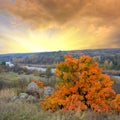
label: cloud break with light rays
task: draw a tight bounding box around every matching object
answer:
[0,0,120,54]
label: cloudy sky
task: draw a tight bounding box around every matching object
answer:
[0,0,120,54]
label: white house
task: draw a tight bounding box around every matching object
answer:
[6,62,14,67]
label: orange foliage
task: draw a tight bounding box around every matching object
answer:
[32,80,44,88]
[41,55,119,112]
[111,94,120,112]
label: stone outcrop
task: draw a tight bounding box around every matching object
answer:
[26,95,38,102]
[19,93,28,100]
[27,82,39,92]
[44,86,54,97]
[26,82,40,99]
[11,82,54,103]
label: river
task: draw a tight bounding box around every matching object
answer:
[25,66,120,79]
[111,75,120,79]
[24,66,55,72]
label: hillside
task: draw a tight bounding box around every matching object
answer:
[0,48,120,61]
[0,48,120,70]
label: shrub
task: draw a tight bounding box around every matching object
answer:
[32,80,44,88]
[41,55,119,112]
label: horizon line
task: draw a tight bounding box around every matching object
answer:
[0,48,120,55]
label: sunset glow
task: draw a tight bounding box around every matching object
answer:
[0,0,120,53]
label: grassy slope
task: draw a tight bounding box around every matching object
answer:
[0,89,120,120]
[0,72,59,89]
[0,72,40,81]
[0,72,120,120]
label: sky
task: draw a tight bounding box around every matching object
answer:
[0,0,120,54]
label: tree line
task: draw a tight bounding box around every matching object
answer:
[12,54,120,70]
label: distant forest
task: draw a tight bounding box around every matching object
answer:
[0,48,120,70]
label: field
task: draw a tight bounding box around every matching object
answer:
[0,70,120,120]
[0,89,120,120]
[0,55,120,120]
[0,72,40,81]
[0,72,58,90]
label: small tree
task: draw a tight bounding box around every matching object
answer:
[41,55,118,112]
[45,67,52,77]
[104,60,109,69]
[1,61,6,66]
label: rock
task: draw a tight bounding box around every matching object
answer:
[14,99,21,103]
[27,82,39,92]
[44,86,54,97]
[19,93,28,100]
[11,96,18,102]
[26,95,38,102]
[26,82,40,99]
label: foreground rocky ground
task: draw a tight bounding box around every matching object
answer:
[11,81,54,103]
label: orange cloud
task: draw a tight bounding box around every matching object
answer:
[0,0,120,26]
[0,0,120,53]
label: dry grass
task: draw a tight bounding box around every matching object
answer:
[0,72,58,90]
[0,88,15,99]
[0,89,120,120]
[0,72,41,81]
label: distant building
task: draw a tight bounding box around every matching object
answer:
[6,62,14,67]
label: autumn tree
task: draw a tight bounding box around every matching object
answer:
[41,55,117,112]
[104,60,109,69]
[111,94,120,113]
[32,80,44,88]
